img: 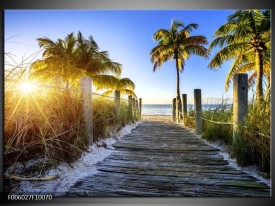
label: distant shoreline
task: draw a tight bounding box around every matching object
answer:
[142,114,172,116]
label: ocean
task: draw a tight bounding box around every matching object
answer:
[142,104,232,115]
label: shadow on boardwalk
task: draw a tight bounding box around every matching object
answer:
[67,117,270,197]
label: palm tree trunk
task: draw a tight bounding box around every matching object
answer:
[255,50,264,101]
[175,57,182,120]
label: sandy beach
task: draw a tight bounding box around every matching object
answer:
[142,115,173,122]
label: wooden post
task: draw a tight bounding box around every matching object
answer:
[233,74,248,139]
[194,89,202,135]
[128,95,133,118]
[139,98,142,120]
[176,98,180,123]
[172,98,176,122]
[135,99,138,119]
[182,94,187,126]
[114,90,120,120]
[81,77,93,145]
[132,98,136,118]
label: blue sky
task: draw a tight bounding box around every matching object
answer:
[5,10,235,104]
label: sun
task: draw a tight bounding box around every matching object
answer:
[19,81,37,94]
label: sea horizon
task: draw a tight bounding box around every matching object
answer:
[142,103,232,115]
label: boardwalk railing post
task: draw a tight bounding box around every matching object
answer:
[172,98,176,122]
[135,99,138,120]
[233,74,248,140]
[132,98,136,118]
[128,95,133,119]
[176,98,180,123]
[194,89,202,135]
[139,98,142,120]
[182,94,187,126]
[114,90,120,120]
[81,77,93,145]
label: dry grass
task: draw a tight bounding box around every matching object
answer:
[4,81,139,171]
[232,100,270,174]
[4,86,87,165]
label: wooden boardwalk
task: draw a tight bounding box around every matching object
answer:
[67,118,270,197]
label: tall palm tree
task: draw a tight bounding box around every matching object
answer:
[31,32,122,89]
[150,19,208,117]
[208,10,270,100]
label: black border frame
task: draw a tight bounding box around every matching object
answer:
[1,0,273,205]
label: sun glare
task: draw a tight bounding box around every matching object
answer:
[19,81,37,94]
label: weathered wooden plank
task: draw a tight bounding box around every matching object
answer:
[67,119,270,197]
[93,170,256,183]
[68,173,268,197]
[96,165,247,176]
[113,144,220,152]
[107,153,226,164]
[99,158,229,167]
[111,149,222,156]
[90,173,267,190]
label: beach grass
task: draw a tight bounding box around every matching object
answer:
[231,100,270,175]
[185,99,270,175]
[201,104,233,145]
[4,81,138,170]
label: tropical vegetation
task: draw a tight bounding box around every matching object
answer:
[4,31,139,178]
[31,31,122,90]
[184,9,271,175]
[208,10,271,101]
[4,10,271,192]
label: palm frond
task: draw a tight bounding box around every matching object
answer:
[171,19,184,30]
[37,37,56,49]
[208,43,249,69]
[92,75,120,90]
[182,45,209,59]
[212,22,239,37]
[183,35,208,46]
[153,29,170,42]
[120,89,137,98]
[248,71,257,87]
[208,35,235,51]
[225,62,254,91]
[118,78,135,90]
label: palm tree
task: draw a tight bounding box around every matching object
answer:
[150,19,208,117]
[75,32,121,77]
[97,76,136,98]
[31,33,81,88]
[31,32,122,89]
[208,10,270,100]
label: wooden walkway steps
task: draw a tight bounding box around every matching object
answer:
[67,119,270,197]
